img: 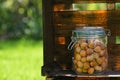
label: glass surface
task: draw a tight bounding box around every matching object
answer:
[69,27,108,75]
[72,3,107,11]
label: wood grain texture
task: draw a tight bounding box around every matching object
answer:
[43,0,120,77]
[54,0,120,3]
[42,0,55,65]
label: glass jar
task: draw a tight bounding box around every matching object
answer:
[68,27,110,75]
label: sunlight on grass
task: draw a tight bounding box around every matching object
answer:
[0,39,45,80]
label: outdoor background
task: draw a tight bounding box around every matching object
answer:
[0,0,45,80]
[1,0,120,80]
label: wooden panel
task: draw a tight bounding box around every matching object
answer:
[54,0,120,3]
[108,11,120,24]
[75,0,120,3]
[55,26,120,36]
[75,77,109,80]
[54,0,73,4]
[54,10,108,25]
[42,0,55,65]
[107,25,120,36]
[54,10,120,24]
[54,10,120,35]
[74,0,120,3]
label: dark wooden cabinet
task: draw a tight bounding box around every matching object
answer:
[42,0,120,79]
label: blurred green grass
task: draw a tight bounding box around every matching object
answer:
[0,39,45,80]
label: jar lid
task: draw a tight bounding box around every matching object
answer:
[72,27,106,38]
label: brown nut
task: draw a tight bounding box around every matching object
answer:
[100,43,106,50]
[94,40,102,46]
[73,60,77,65]
[101,57,108,63]
[88,40,95,49]
[76,68,82,73]
[94,46,101,53]
[77,61,83,68]
[82,69,88,73]
[80,50,86,57]
[96,58,103,65]
[90,60,97,67]
[75,47,81,53]
[93,53,99,60]
[101,62,107,70]
[75,54,81,61]
[99,50,106,57]
[86,48,93,55]
[95,66,102,72]
[87,55,94,62]
[75,43,80,48]
[81,42,87,50]
[81,57,87,63]
[83,62,90,69]
[88,68,94,74]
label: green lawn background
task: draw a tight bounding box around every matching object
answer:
[0,39,45,80]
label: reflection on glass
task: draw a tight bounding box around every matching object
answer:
[72,3,107,10]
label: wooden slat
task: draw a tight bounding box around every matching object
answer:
[42,0,55,65]
[54,0,120,3]
[54,10,120,35]
[55,26,120,36]
[54,0,73,4]
[75,77,109,80]
[54,10,108,25]
[54,10,120,25]
[108,25,120,36]
[74,0,120,3]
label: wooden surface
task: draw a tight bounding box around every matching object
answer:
[54,0,120,3]
[42,0,120,78]
[42,0,55,65]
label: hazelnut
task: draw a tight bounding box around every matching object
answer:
[99,50,106,57]
[93,53,99,59]
[100,43,106,50]
[83,62,90,69]
[101,57,106,61]
[77,61,83,68]
[94,46,101,53]
[87,55,94,62]
[94,40,101,46]
[90,61,97,67]
[75,54,81,61]
[76,68,82,73]
[82,69,88,73]
[81,57,87,63]
[73,60,77,65]
[88,68,94,74]
[101,62,107,70]
[86,48,93,55]
[96,58,103,65]
[95,66,102,72]
[75,43,80,48]
[75,47,81,53]
[81,42,87,50]
[88,41,95,49]
[80,50,86,57]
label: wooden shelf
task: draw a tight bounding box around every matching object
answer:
[54,0,120,4]
[42,62,120,77]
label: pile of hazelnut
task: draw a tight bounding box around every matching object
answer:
[73,39,108,74]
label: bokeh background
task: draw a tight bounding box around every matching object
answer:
[0,0,45,80]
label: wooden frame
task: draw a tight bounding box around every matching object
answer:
[42,0,120,79]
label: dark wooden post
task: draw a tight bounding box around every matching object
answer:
[42,0,54,65]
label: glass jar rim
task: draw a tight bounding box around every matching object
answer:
[72,27,107,38]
